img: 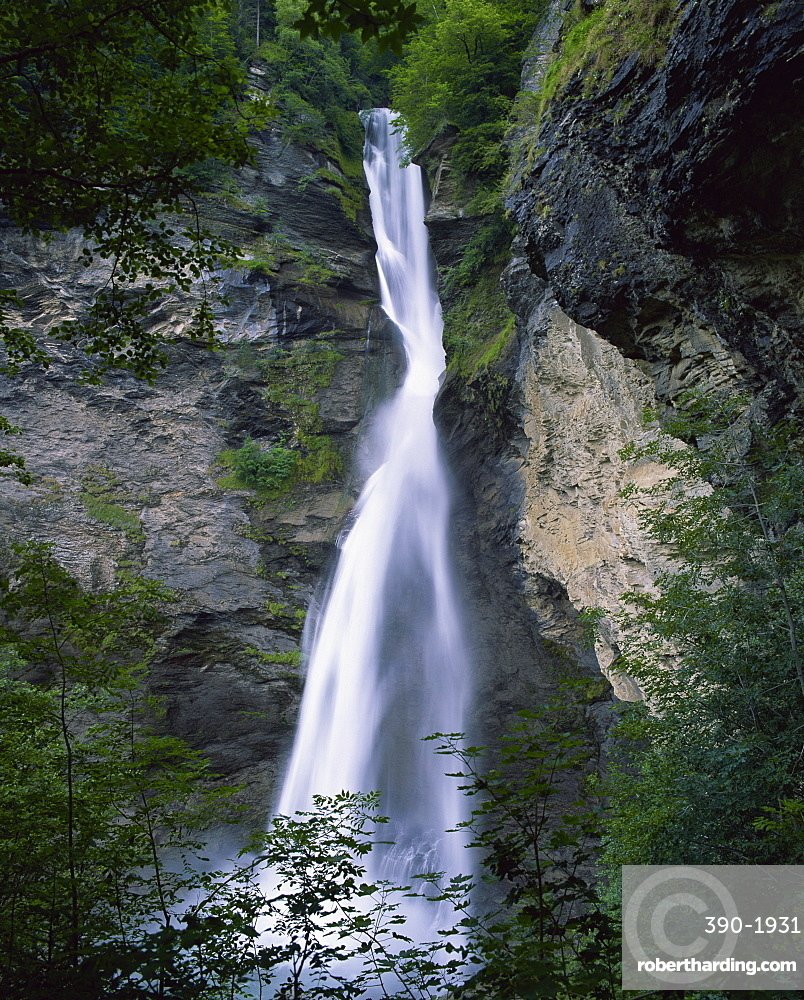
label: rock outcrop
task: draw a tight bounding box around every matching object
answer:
[510,0,803,409]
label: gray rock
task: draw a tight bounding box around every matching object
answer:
[0,125,393,827]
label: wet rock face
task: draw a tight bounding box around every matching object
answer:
[419,130,484,274]
[438,357,562,741]
[509,0,804,408]
[437,251,673,712]
[0,127,395,822]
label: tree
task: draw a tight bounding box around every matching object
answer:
[600,394,804,870]
[389,0,543,191]
[0,0,265,383]
[0,543,445,998]
[428,683,619,1000]
[0,542,244,998]
[0,539,623,999]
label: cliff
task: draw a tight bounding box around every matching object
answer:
[0,120,396,819]
[431,0,802,706]
[1,0,801,815]
[510,0,802,407]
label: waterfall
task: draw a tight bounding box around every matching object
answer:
[277,108,470,901]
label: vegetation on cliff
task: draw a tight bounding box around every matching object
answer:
[536,0,678,117]
[244,0,389,204]
[390,0,546,198]
[602,397,804,869]
[2,398,798,999]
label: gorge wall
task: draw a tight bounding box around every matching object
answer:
[0,114,399,819]
[429,0,802,710]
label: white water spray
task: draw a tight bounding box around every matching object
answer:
[277,108,470,898]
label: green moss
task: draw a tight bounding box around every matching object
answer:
[297,435,344,483]
[217,340,346,499]
[300,167,364,224]
[246,646,302,669]
[444,212,512,293]
[441,212,516,378]
[443,267,515,379]
[264,601,306,635]
[537,0,679,116]
[263,341,343,398]
[457,368,513,436]
[82,496,143,538]
[79,466,143,542]
[219,234,339,288]
[261,341,345,485]
[278,240,339,287]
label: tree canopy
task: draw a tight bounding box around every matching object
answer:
[0,0,269,381]
[390,0,543,193]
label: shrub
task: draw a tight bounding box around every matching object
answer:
[230,438,299,495]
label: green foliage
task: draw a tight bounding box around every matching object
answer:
[0,543,618,1000]
[390,0,544,193]
[0,414,32,484]
[0,571,411,999]
[442,212,515,376]
[0,0,270,382]
[218,436,342,498]
[427,681,619,999]
[295,0,424,50]
[600,393,804,870]
[220,437,300,496]
[0,543,251,998]
[239,0,394,236]
[256,0,384,173]
[244,792,398,997]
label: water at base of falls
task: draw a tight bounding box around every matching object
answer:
[276,108,471,926]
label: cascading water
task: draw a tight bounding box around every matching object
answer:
[277,108,470,907]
